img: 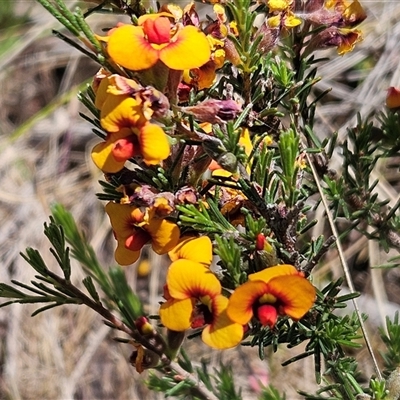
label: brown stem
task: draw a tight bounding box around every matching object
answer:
[45,270,164,357]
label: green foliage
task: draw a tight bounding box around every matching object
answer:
[379,312,400,376]
[51,204,144,327]
[258,385,286,400]
[2,0,400,398]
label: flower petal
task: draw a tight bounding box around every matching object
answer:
[159,297,195,331]
[92,128,139,173]
[145,216,180,255]
[160,26,211,70]
[202,295,243,349]
[227,280,269,325]
[94,72,111,110]
[105,202,145,237]
[138,123,170,165]
[166,259,221,300]
[101,94,148,133]
[268,275,316,320]
[91,140,125,173]
[249,264,299,283]
[107,24,159,71]
[115,239,141,265]
[168,236,212,265]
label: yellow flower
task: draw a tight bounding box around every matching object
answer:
[159,260,243,349]
[106,14,211,71]
[91,123,170,172]
[106,202,180,265]
[94,74,161,133]
[227,265,316,328]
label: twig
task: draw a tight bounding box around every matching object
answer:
[44,269,165,358]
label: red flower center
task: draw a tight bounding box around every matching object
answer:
[256,304,278,328]
[112,137,137,162]
[143,17,171,45]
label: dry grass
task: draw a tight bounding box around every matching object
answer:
[0,1,399,399]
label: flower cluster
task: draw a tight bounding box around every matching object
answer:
[303,0,367,54]
[86,0,366,353]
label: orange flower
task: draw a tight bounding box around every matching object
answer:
[91,123,170,171]
[106,14,211,71]
[93,72,170,130]
[227,265,316,328]
[91,73,171,170]
[159,260,243,349]
[106,202,180,265]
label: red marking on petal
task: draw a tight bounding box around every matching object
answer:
[125,230,151,251]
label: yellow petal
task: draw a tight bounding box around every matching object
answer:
[101,94,148,133]
[138,123,170,165]
[249,264,299,283]
[159,297,195,331]
[146,217,180,255]
[105,202,143,238]
[343,0,367,25]
[160,26,211,70]
[239,128,253,156]
[168,236,212,265]
[94,73,111,110]
[115,239,141,265]
[166,259,221,300]
[202,295,243,349]
[285,14,302,28]
[107,24,159,71]
[268,275,316,320]
[268,0,292,12]
[227,280,269,325]
[337,29,362,55]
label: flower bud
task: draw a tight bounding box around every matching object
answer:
[181,99,241,124]
[217,152,238,174]
[135,316,156,336]
[386,87,400,109]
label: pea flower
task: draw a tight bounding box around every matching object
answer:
[105,202,180,265]
[91,123,170,171]
[159,236,243,349]
[106,13,211,71]
[227,265,316,328]
[91,73,170,170]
